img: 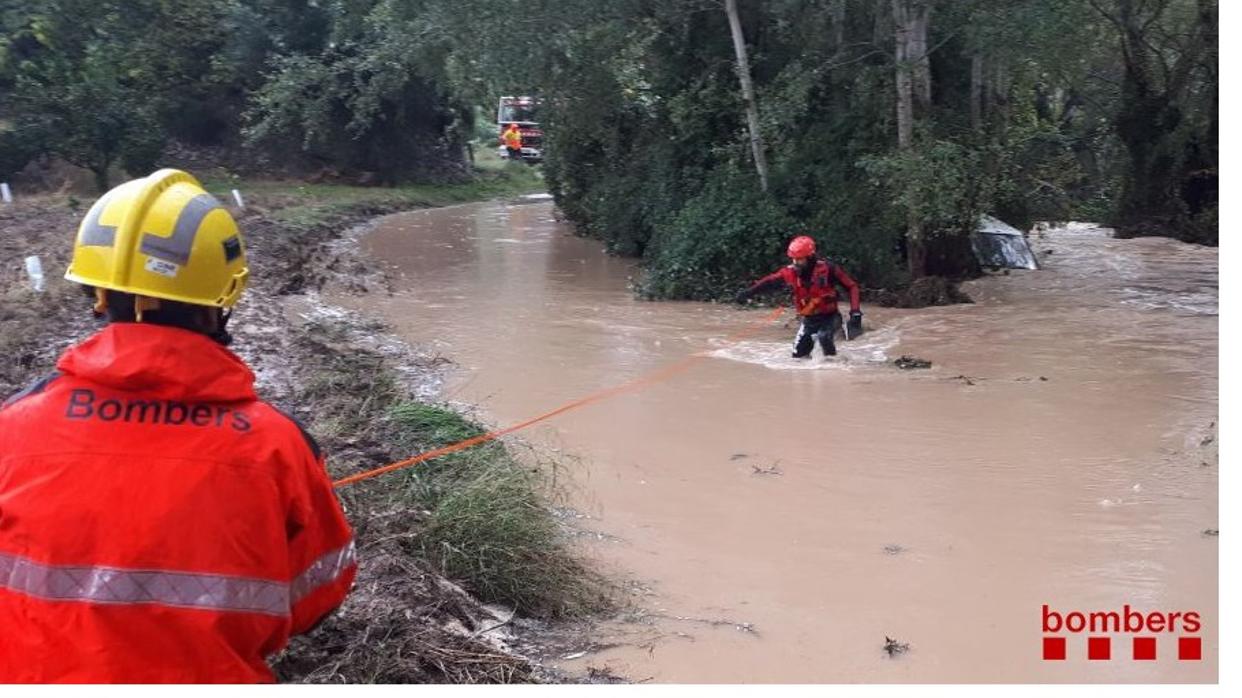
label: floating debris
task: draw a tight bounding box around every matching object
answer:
[661,613,758,635]
[883,544,905,555]
[883,636,910,657]
[585,665,628,684]
[751,462,783,476]
[895,356,932,370]
[1203,529,1219,537]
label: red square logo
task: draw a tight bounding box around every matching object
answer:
[1179,636,1201,661]
[1087,636,1111,660]
[1133,637,1156,660]
[1043,636,1066,660]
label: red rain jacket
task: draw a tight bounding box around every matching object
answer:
[747,259,862,316]
[0,323,356,683]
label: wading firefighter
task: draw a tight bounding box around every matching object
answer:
[735,235,864,358]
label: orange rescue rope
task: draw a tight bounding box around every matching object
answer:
[332,306,785,488]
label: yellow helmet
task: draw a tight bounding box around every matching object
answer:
[66,169,249,307]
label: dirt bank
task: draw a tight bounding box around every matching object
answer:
[0,186,599,683]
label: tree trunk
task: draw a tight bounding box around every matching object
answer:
[725,0,770,192]
[1109,0,1215,231]
[874,0,889,48]
[829,0,846,55]
[892,0,919,274]
[92,167,110,193]
[991,61,1010,141]
[970,53,984,131]
[1113,0,1176,226]
[910,3,932,110]
[1114,81,1181,227]
[892,0,914,150]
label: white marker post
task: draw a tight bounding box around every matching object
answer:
[1,183,12,204]
[231,189,245,209]
[25,255,44,292]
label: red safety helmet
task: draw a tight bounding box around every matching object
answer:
[787,236,816,259]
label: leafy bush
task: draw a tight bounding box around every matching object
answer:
[243,2,471,184]
[639,168,797,301]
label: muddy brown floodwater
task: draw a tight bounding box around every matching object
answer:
[333,198,1217,683]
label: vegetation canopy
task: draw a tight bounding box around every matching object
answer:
[1,0,1217,292]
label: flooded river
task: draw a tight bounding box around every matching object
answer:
[336,198,1217,682]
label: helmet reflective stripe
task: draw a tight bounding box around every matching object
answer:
[140,193,223,266]
[79,193,118,247]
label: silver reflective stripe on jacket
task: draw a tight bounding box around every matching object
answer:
[0,541,355,616]
[291,541,357,605]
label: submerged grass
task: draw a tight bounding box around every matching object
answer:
[203,150,543,231]
[388,403,607,619]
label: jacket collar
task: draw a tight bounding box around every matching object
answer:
[57,323,257,402]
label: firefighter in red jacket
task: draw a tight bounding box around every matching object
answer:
[735,235,864,358]
[0,169,356,683]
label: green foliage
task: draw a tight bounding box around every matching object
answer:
[639,169,796,301]
[0,3,169,189]
[0,124,41,180]
[527,0,1216,295]
[389,402,603,618]
[861,140,989,240]
[199,160,543,230]
[9,45,166,190]
[0,0,1217,248]
[533,0,924,293]
[0,0,476,185]
[243,0,469,182]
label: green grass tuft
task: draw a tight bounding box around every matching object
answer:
[389,402,609,619]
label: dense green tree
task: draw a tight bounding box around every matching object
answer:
[1089,0,1217,241]
[1,1,174,189]
[478,0,1216,295]
[0,0,1218,254]
[243,0,471,182]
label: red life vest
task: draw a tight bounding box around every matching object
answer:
[784,259,838,316]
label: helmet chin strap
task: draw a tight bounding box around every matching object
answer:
[134,296,161,323]
[210,308,234,346]
[92,287,109,315]
[90,287,234,345]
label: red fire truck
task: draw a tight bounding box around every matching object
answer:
[497,96,543,162]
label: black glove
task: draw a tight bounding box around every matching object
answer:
[846,310,864,339]
[733,289,752,304]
